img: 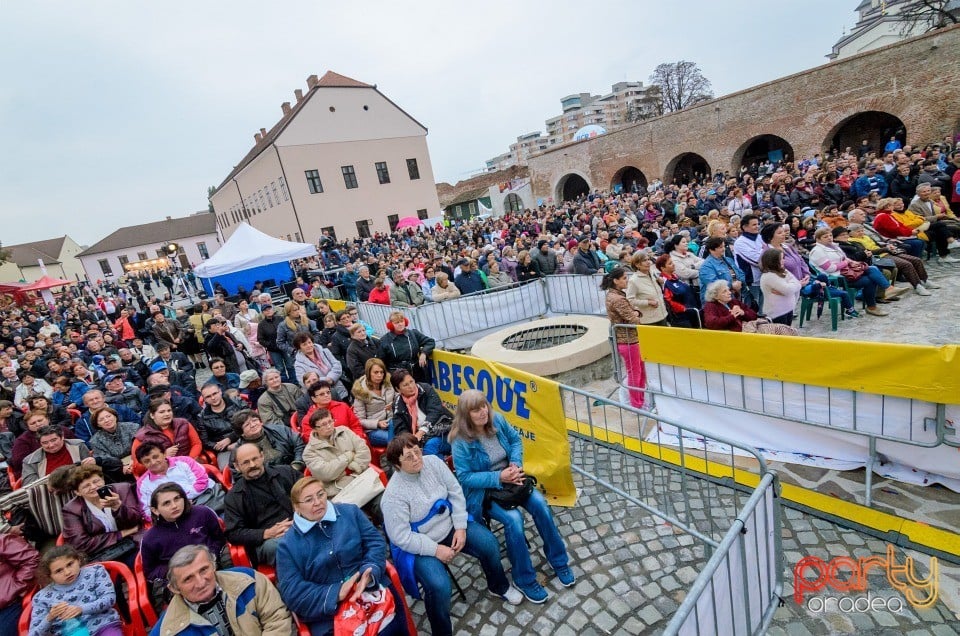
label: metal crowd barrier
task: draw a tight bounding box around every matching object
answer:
[665,472,782,636]
[352,274,604,349]
[543,273,606,315]
[561,385,782,633]
[608,323,956,507]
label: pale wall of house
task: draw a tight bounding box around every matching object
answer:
[78,233,221,282]
[210,151,302,241]
[281,87,426,144]
[277,136,441,241]
[0,237,87,283]
[835,21,925,59]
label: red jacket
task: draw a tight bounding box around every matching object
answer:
[872,212,914,239]
[367,287,391,305]
[703,299,757,332]
[0,533,39,608]
[301,400,364,442]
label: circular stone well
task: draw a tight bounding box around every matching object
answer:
[470,316,611,376]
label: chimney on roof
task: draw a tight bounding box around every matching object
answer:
[260,128,267,138]
[281,102,291,116]
[254,132,262,144]
[306,74,319,89]
[166,216,172,220]
[295,89,303,102]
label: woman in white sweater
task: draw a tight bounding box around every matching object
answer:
[666,235,704,291]
[626,252,668,326]
[759,248,804,326]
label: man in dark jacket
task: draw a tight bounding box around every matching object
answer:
[224,443,301,566]
[256,305,294,384]
[355,266,376,302]
[572,239,602,274]
[454,259,485,295]
[198,385,244,465]
[530,240,558,276]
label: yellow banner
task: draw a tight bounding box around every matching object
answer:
[327,299,347,313]
[632,326,960,404]
[430,351,577,506]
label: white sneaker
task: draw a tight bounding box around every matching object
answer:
[948,240,960,250]
[939,255,960,264]
[495,585,524,605]
[923,279,940,289]
[915,285,932,296]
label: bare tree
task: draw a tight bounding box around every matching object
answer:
[648,61,713,114]
[897,0,959,35]
[207,186,217,213]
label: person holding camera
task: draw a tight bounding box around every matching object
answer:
[60,464,142,568]
[449,390,574,604]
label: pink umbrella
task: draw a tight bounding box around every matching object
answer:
[394,216,424,230]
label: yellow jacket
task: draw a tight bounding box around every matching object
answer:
[890,211,928,241]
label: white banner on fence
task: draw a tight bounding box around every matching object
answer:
[648,363,960,491]
[415,283,547,349]
[543,274,606,315]
[678,481,777,636]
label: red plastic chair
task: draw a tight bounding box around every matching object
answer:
[289,411,300,434]
[197,449,218,466]
[221,465,234,489]
[17,588,35,636]
[7,466,21,490]
[201,463,226,488]
[67,408,82,424]
[133,551,161,626]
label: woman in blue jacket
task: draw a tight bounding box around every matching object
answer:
[449,390,575,604]
[276,476,405,636]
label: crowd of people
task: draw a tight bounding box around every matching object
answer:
[0,266,574,635]
[1,134,958,635]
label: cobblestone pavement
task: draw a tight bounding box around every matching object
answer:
[415,445,960,636]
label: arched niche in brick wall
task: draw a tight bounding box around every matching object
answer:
[609,166,648,194]
[731,135,795,172]
[823,111,906,156]
[664,153,711,185]
[555,173,591,203]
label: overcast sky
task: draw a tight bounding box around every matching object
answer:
[1,0,856,247]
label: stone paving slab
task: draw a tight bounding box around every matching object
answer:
[405,439,960,635]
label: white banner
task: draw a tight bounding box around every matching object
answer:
[648,363,960,491]
[677,479,778,636]
[544,274,606,315]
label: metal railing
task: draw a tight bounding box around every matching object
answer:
[351,274,604,349]
[665,472,782,636]
[561,384,782,633]
[608,323,957,507]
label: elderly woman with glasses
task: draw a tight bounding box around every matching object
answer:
[277,476,407,636]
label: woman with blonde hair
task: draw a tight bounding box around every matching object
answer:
[430,271,461,301]
[275,300,320,361]
[626,252,668,326]
[352,358,395,447]
[449,389,574,603]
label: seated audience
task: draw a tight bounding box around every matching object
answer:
[224,444,299,567]
[382,433,521,636]
[390,369,452,458]
[29,545,122,636]
[150,544,292,636]
[351,358,395,448]
[450,390,574,603]
[61,464,141,567]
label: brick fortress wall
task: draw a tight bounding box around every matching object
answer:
[527,24,960,202]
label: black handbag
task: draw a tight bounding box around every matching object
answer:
[484,476,537,511]
[91,536,138,563]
